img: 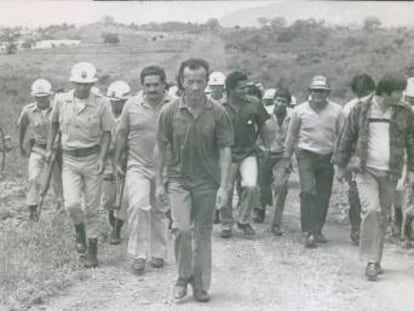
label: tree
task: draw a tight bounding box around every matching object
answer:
[257,17,270,28]
[206,18,221,31]
[102,32,120,44]
[363,16,382,31]
[270,17,287,29]
[102,15,115,26]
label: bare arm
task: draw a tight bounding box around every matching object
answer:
[219,146,232,189]
[259,122,271,150]
[46,121,59,153]
[114,127,128,170]
[283,109,300,159]
[99,131,111,163]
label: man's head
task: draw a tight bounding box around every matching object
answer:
[177,58,209,101]
[226,71,248,102]
[309,75,330,108]
[208,71,226,100]
[376,72,407,105]
[106,81,131,115]
[140,65,167,102]
[274,88,291,116]
[351,74,375,99]
[31,79,52,109]
[246,82,263,100]
[70,62,98,99]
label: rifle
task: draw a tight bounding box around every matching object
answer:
[37,134,61,221]
[113,146,128,229]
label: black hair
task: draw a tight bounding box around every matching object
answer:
[351,74,375,98]
[140,65,167,85]
[177,58,209,90]
[376,72,407,96]
[225,71,248,95]
[275,88,292,104]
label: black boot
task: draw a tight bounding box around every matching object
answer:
[84,238,98,268]
[29,205,38,221]
[75,223,87,257]
[253,207,265,223]
[109,219,124,245]
[108,210,116,228]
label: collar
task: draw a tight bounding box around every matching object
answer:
[31,103,52,113]
[178,95,213,110]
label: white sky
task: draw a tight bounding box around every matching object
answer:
[0,1,413,28]
[0,1,271,28]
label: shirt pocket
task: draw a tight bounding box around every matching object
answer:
[87,114,101,136]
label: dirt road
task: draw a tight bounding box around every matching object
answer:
[30,174,414,311]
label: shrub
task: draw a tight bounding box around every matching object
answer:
[102,32,120,44]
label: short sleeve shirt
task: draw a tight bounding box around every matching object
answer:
[157,96,234,187]
[118,93,172,170]
[51,89,115,150]
[223,95,269,162]
[18,103,53,145]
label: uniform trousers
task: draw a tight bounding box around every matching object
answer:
[62,153,102,239]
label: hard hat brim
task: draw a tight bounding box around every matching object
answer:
[31,92,51,97]
[69,77,98,84]
[309,86,330,91]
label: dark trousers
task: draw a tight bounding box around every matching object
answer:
[347,174,362,232]
[296,149,334,235]
[259,152,283,208]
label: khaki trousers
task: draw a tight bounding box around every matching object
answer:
[27,150,63,206]
[355,167,397,263]
[126,167,168,260]
[62,153,102,239]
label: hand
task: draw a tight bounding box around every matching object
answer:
[44,150,53,163]
[156,183,169,206]
[216,186,228,210]
[335,165,347,183]
[116,163,125,177]
[97,157,105,175]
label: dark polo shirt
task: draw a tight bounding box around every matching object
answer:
[223,95,269,162]
[157,96,234,187]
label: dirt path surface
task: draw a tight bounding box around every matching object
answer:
[31,174,414,311]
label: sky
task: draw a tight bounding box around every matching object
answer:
[0,1,413,28]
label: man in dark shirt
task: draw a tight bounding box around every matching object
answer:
[220,71,270,238]
[157,58,233,302]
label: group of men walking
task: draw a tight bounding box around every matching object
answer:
[17,56,414,303]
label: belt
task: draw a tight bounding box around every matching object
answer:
[63,145,100,158]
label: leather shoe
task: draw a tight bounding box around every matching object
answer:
[237,222,255,236]
[220,228,232,238]
[271,224,283,236]
[375,263,384,275]
[252,208,265,224]
[304,234,317,249]
[193,289,210,302]
[173,278,190,299]
[315,233,327,244]
[132,258,145,275]
[150,257,164,268]
[365,263,378,281]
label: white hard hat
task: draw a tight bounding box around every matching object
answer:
[405,77,414,98]
[91,86,101,95]
[106,81,131,101]
[263,88,276,100]
[309,75,330,91]
[69,62,98,84]
[168,85,179,97]
[208,71,226,86]
[31,79,52,97]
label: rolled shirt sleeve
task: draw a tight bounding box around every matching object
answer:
[100,99,116,132]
